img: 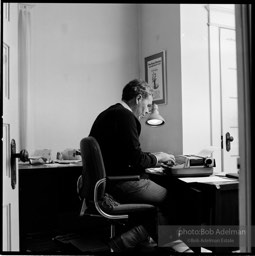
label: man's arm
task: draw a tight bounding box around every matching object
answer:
[117,110,157,169]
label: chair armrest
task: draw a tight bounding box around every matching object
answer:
[94,177,128,219]
[107,175,140,181]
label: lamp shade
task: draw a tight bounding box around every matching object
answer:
[146,104,165,127]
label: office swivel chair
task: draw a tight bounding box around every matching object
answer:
[78,136,157,251]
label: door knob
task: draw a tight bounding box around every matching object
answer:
[226,132,234,152]
[11,148,29,162]
[11,139,29,189]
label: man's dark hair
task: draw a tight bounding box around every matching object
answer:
[122,79,153,101]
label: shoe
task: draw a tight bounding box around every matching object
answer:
[108,225,150,252]
[164,239,194,253]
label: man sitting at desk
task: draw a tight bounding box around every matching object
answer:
[89,79,176,250]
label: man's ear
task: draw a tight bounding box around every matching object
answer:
[136,94,142,104]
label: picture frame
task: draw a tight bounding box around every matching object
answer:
[145,50,167,105]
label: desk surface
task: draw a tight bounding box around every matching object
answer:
[178,175,238,186]
[146,168,238,186]
[19,161,82,170]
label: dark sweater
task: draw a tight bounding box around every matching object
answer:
[89,103,157,176]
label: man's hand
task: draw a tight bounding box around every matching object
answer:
[152,152,176,166]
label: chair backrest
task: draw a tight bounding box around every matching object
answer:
[80,136,106,202]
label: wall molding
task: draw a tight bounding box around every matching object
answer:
[19,3,35,10]
[207,4,235,15]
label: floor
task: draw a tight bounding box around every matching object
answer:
[20,214,239,254]
[23,229,110,254]
[21,215,113,254]
[21,225,181,254]
[22,228,242,254]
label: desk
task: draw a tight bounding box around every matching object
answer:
[176,176,239,225]
[179,178,239,253]
[19,162,82,248]
[148,172,239,252]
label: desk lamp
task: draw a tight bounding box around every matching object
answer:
[146,104,165,127]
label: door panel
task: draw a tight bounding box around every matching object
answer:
[2,204,12,251]
[220,28,239,172]
[2,3,20,251]
[3,124,11,250]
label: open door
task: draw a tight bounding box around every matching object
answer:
[220,28,239,173]
[208,4,239,173]
[2,3,20,251]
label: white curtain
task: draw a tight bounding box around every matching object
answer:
[18,5,31,150]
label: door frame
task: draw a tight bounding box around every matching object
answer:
[235,4,252,253]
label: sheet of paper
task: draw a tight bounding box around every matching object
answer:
[196,146,218,157]
[179,176,237,183]
[146,167,164,174]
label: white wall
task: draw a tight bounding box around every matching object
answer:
[27,3,211,160]
[180,4,211,154]
[29,4,140,158]
[139,4,183,155]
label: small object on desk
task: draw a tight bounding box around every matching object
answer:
[54,159,81,164]
[60,148,81,160]
[32,149,52,161]
[29,157,53,165]
[56,152,63,160]
[225,172,239,179]
[29,159,44,165]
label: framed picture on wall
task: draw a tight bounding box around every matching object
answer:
[145,50,167,105]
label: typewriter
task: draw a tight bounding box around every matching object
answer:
[161,155,216,177]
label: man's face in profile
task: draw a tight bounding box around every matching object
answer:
[135,94,153,120]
